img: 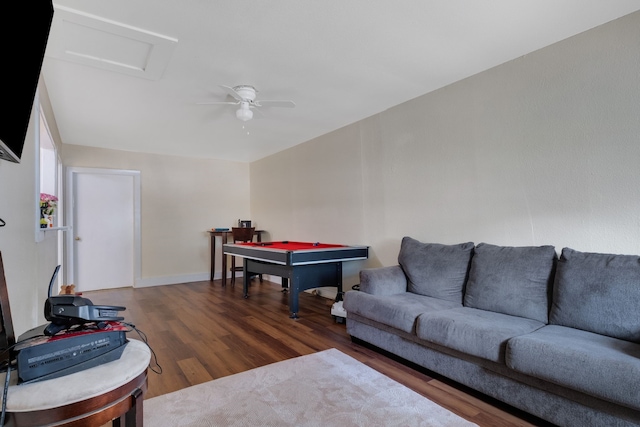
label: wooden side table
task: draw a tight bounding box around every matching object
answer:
[209,229,264,286]
[2,339,151,427]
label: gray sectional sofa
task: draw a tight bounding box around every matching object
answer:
[343,237,640,427]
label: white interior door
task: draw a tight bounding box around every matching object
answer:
[72,171,138,291]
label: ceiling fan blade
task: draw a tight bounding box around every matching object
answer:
[254,100,296,108]
[220,85,244,101]
[196,101,239,105]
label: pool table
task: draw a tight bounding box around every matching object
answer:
[223,241,369,318]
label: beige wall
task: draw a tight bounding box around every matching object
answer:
[0,83,59,336]
[251,11,640,288]
[62,145,250,285]
[5,11,640,334]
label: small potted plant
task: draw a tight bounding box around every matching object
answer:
[40,193,58,228]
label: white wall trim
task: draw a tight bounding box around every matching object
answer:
[136,273,210,288]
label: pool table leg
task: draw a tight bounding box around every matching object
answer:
[288,277,299,319]
[335,263,343,302]
[243,261,250,299]
[289,300,299,319]
[289,271,304,319]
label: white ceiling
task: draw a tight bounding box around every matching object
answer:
[42,1,640,163]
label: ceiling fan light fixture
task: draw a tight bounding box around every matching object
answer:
[236,106,253,121]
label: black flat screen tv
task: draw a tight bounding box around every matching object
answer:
[0,1,54,163]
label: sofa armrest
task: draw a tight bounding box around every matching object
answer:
[359,265,407,296]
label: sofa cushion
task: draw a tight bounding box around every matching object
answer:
[359,265,408,296]
[343,291,461,334]
[549,247,640,342]
[506,325,640,411]
[463,243,556,323]
[415,307,545,363]
[397,237,474,303]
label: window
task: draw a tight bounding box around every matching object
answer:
[38,103,62,230]
[39,111,56,197]
[33,95,65,237]
[35,93,66,290]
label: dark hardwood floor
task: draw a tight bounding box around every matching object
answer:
[85,279,553,427]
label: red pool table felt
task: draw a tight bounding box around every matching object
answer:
[238,241,346,251]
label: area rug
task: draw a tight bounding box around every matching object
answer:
[144,348,477,426]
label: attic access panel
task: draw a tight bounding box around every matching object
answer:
[45,5,177,80]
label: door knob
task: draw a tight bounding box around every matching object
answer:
[75,236,81,241]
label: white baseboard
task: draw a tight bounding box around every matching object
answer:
[135,270,254,288]
[135,272,210,288]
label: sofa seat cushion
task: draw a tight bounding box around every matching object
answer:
[343,291,460,334]
[415,307,545,363]
[463,243,556,323]
[398,237,474,303]
[506,325,640,411]
[550,247,640,342]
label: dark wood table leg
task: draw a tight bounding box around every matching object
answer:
[125,387,144,426]
[210,233,216,281]
[221,232,228,287]
[112,387,143,426]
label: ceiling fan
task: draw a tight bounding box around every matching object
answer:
[198,85,295,122]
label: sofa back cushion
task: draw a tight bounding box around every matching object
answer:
[398,237,474,303]
[464,243,556,323]
[550,247,640,342]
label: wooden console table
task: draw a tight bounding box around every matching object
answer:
[2,339,151,426]
[209,229,264,286]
